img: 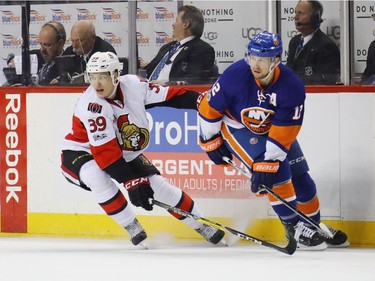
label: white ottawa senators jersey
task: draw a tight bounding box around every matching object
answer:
[198,59,306,162]
[62,74,189,169]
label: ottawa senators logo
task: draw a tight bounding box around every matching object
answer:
[87,102,102,114]
[241,107,274,135]
[118,115,149,151]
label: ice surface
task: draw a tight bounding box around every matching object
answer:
[0,236,373,281]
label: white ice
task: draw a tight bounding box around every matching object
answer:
[0,235,374,281]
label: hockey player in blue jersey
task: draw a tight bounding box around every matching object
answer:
[198,31,349,250]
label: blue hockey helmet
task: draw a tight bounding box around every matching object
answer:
[247,31,282,58]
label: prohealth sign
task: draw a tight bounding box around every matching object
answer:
[145,107,252,199]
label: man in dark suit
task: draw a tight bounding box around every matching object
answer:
[63,20,117,83]
[2,21,63,86]
[143,5,216,85]
[286,1,340,85]
[361,40,375,84]
[37,21,66,85]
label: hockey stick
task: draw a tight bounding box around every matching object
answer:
[151,199,297,255]
[222,157,334,238]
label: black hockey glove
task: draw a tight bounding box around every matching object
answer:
[124,176,154,211]
[199,133,232,165]
[251,160,280,194]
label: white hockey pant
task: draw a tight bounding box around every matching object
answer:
[79,160,136,227]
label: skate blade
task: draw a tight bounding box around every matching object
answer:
[327,240,350,248]
[218,239,228,247]
[297,242,328,251]
[136,241,149,250]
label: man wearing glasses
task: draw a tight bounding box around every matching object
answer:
[37,21,67,85]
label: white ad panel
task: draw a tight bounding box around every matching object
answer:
[29,4,75,52]
[353,1,375,76]
[339,93,375,221]
[26,93,98,214]
[297,94,341,218]
[30,2,128,56]
[1,1,372,82]
[0,5,22,58]
[0,2,128,66]
[26,91,375,221]
[188,1,268,74]
[26,92,268,218]
[137,1,178,66]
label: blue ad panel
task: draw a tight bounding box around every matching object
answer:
[146,107,201,152]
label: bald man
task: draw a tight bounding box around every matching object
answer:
[286,0,340,85]
[63,20,117,76]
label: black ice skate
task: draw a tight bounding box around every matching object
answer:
[196,224,225,244]
[283,221,327,251]
[320,223,350,248]
[125,218,147,246]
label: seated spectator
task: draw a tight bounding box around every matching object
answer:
[63,20,117,82]
[37,21,67,85]
[143,5,217,85]
[286,0,340,85]
[361,40,375,84]
[1,21,64,86]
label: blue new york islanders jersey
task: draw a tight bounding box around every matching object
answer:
[199,58,306,162]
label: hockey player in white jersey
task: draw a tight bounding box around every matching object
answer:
[61,51,225,246]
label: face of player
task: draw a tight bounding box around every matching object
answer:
[88,72,116,99]
[248,55,274,80]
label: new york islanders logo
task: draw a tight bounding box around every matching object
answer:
[118,114,149,151]
[241,107,274,135]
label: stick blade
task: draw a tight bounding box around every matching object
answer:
[224,226,297,255]
[284,237,297,255]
